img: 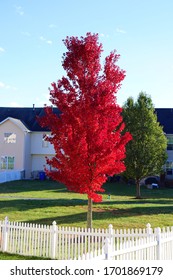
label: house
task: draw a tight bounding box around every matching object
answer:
[0,106,60,180]
[0,106,173,181]
[155,108,173,178]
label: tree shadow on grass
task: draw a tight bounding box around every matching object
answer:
[0,198,87,213]
[0,180,66,194]
[1,181,173,204]
[94,205,173,217]
[0,180,137,197]
[24,212,88,226]
[1,195,173,216]
[104,184,173,199]
[101,198,173,206]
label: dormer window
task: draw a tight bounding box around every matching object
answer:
[4,133,16,144]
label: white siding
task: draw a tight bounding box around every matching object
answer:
[0,119,25,171]
[31,154,51,172]
[31,132,55,155]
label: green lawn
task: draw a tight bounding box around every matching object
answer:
[0,179,173,230]
[0,252,50,260]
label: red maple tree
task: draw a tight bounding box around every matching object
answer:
[39,33,131,228]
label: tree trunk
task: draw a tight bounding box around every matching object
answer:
[87,197,92,229]
[136,179,141,198]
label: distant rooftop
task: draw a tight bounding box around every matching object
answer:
[0,107,60,131]
[155,108,173,134]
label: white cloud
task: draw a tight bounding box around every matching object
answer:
[39,36,53,45]
[9,101,23,107]
[99,33,109,38]
[0,81,5,88]
[49,24,57,29]
[15,6,24,16]
[21,31,31,37]
[39,36,45,41]
[116,28,126,34]
[0,81,17,90]
[35,93,52,106]
[0,47,5,53]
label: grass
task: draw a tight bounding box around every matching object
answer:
[0,252,50,260]
[0,179,173,230]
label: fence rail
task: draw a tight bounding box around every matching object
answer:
[0,217,173,260]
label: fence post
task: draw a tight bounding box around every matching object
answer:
[146,223,152,235]
[108,224,114,249]
[156,227,161,260]
[51,221,57,259]
[2,216,9,252]
[103,238,111,260]
[104,224,114,260]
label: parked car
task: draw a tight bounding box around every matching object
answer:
[144,176,160,189]
[145,176,159,185]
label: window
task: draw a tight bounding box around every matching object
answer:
[8,157,15,169]
[0,156,14,170]
[167,135,173,150]
[42,133,49,148]
[165,161,173,175]
[1,156,7,169]
[4,133,16,143]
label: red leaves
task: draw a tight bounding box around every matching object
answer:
[39,33,131,202]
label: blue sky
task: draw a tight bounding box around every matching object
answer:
[0,0,173,108]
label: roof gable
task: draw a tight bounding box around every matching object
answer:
[0,117,30,132]
[0,107,60,132]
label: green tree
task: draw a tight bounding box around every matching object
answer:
[122,92,167,198]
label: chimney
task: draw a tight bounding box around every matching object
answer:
[33,104,35,110]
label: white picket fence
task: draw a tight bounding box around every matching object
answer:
[0,217,173,260]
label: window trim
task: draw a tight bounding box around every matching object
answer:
[0,156,15,170]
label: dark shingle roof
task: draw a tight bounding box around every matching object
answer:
[0,107,173,134]
[0,107,60,131]
[155,108,173,134]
